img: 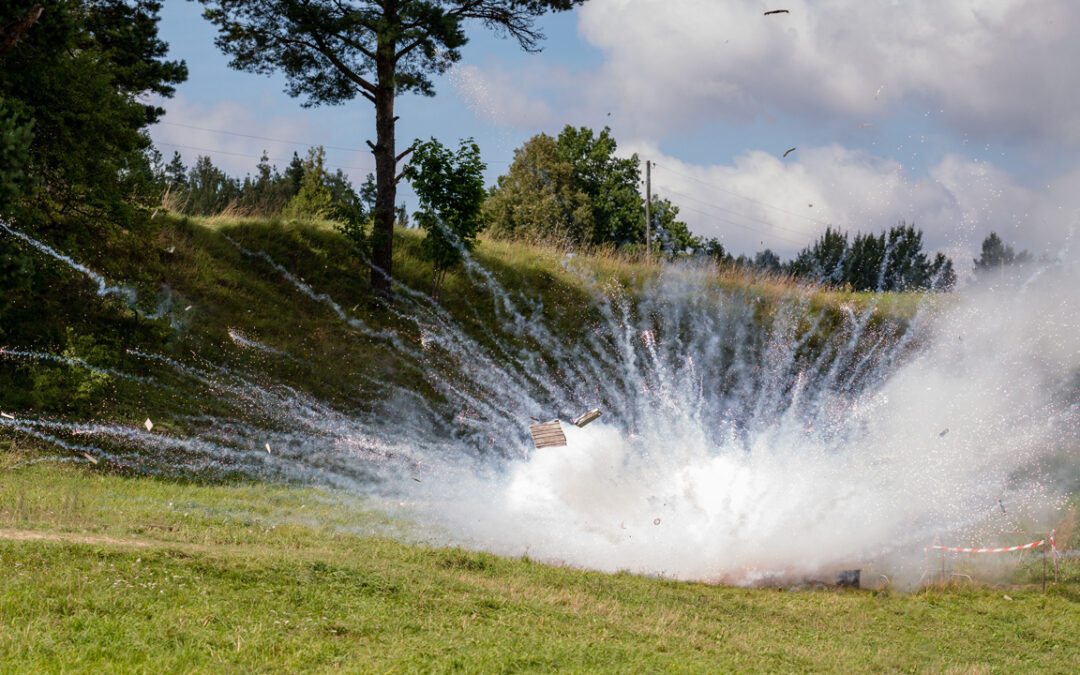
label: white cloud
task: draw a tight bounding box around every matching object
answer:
[621,140,1067,262]
[579,0,1080,144]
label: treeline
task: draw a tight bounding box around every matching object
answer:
[156,147,370,222]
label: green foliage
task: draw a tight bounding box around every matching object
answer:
[974,231,1031,273]
[487,125,689,251]
[0,96,33,215]
[283,147,336,220]
[0,0,187,223]
[405,137,486,301]
[790,226,848,283]
[786,222,954,292]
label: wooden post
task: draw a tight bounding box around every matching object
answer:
[645,160,652,258]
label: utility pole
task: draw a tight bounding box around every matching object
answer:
[645,160,652,258]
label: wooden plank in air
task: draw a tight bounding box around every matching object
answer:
[529,420,567,448]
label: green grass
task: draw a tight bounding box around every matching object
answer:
[1,456,1078,673]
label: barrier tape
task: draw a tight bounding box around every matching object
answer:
[927,539,1045,554]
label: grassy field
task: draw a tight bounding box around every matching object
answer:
[1,447,1078,673]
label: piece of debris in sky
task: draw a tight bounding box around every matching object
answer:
[529,419,567,449]
[783,147,796,158]
[998,499,1007,515]
[653,518,661,526]
[764,9,789,15]
[412,477,421,483]
[0,412,14,419]
[939,428,949,437]
[265,442,272,454]
[144,418,154,432]
[82,453,98,465]
[861,122,875,127]
[572,409,602,427]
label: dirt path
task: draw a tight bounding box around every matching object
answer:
[0,528,152,548]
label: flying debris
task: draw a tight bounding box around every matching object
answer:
[0,412,14,419]
[265,442,272,455]
[412,477,421,483]
[998,499,1007,515]
[764,9,789,15]
[939,428,949,437]
[653,518,662,526]
[82,453,98,465]
[143,418,154,432]
[529,419,567,449]
[783,147,796,158]
[572,408,602,427]
[860,122,875,128]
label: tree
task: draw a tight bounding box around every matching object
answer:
[0,97,32,216]
[650,197,698,257]
[484,132,592,244]
[789,226,848,284]
[283,146,335,220]
[974,232,1030,273]
[404,137,486,302]
[485,125,655,248]
[844,231,886,291]
[198,0,587,299]
[753,248,782,274]
[0,1,187,223]
[880,221,928,291]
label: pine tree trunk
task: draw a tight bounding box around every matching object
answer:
[370,14,397,300]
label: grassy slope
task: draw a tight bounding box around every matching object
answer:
[1,458,1078,673]
[5,215,1075,671]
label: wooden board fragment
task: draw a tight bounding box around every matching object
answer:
[572,408,602,427]
[529,420,567,449]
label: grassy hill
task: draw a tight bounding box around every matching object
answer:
[3,214,1077,671]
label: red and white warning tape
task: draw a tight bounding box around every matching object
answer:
[927,537,1050,554]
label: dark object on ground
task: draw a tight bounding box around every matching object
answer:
[836,569,861,588]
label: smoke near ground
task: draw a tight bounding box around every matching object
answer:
[2,223,1077,587]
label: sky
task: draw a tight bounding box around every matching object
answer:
[148,0,1080,264]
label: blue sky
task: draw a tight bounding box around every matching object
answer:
[150,1,1080,263]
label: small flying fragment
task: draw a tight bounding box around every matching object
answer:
[764,9,789,15]
[0,412,14,419]
[529,419,567,449]
[860,122,875,128]
[572,408,602,427]
[808,203,813,208]
[265,442,272,455]
[938,428,949,437]
[783,147,796,158]
[653,518,661,526]
[82,453,98,465]
[529,416,541,422]
[166,246,176,254]
[412,477,421,483]
[998,499,1007,515]
[144,418,154,432]
[184,305,193,312]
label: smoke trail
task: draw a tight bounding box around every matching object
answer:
[0,220,135,303]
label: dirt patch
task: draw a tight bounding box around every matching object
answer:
[0,528,151,548]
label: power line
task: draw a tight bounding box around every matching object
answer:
[155,141,376,175]
[159,121,367,154]
[661,185,812,237]
[673,202,809,247]
[652,162,834,227]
